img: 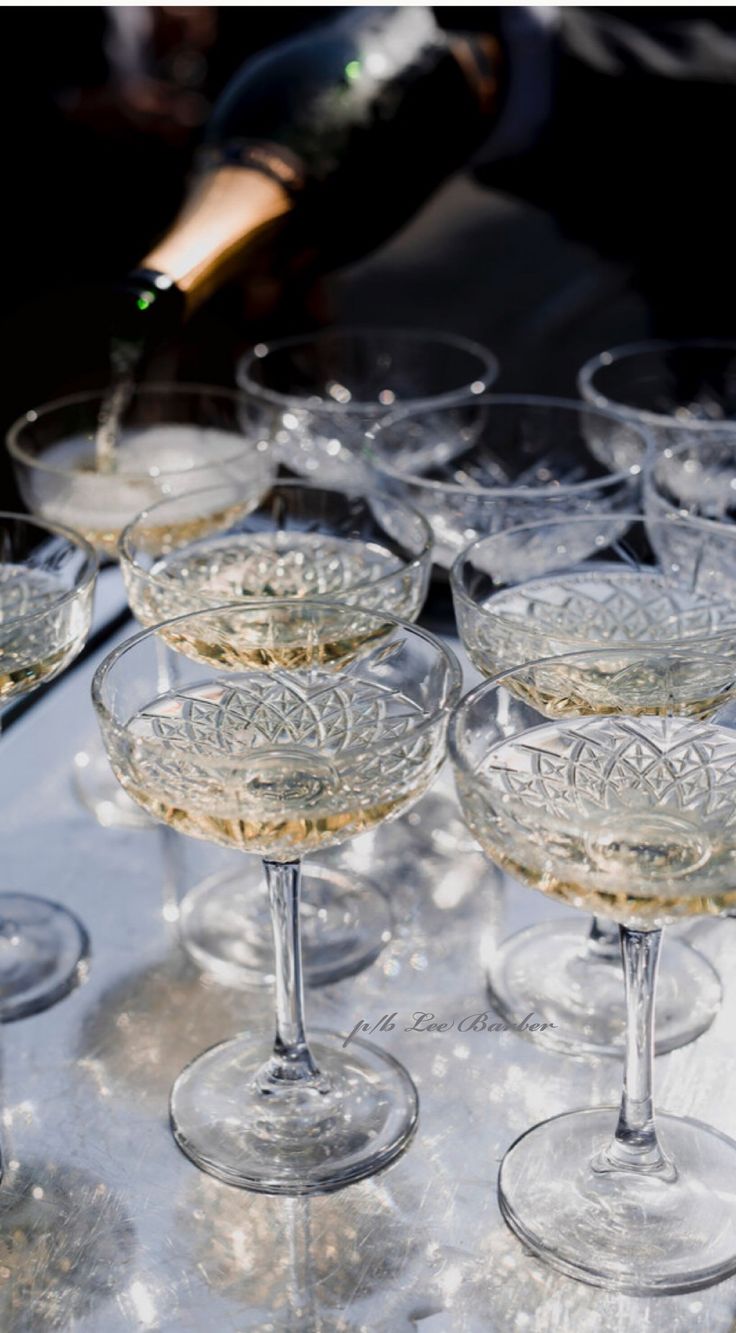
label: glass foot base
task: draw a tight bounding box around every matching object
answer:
[499,1107,736,1294]
[486,920,721,1057]
[170,1028,418,1195]
[179,863,393,988]
[0,894,89,1021]
[72,746,155,831]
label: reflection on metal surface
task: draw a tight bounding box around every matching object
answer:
[4,638,736,1327]
[77,949,270,1106]
[0,1161,135,1331]
[177,1175,424,1326]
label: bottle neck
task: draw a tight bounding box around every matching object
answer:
[139,156,299,315]
[109,268,186,376]
[121,17,502,333]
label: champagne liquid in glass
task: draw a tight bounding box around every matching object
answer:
[94,338,139,474]
[94,377,133,475]
[470,569,736,716]
[459,713,736,926]
[133,532,404,620]
[36,428,257,557]
[124,532,417,668]
[0,566,89,699]
[112,672,436,858]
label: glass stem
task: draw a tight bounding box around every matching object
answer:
[585,914,621,963]
[260,858,326,1091]
[595,925,674,1177]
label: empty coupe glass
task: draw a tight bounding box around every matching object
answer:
[647,421,736,519]
[237,327,497,484]
[579,339,736,470]
[365,395,644,569]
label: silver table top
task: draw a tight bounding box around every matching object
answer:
[2,568,736,1332]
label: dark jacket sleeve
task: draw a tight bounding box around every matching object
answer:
[473,7,736,332]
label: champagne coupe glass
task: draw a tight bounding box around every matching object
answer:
[0,513,96,1020]
[578,339,736,470]
[7,385,274,829]
[365,395,644,570]
[93,600,461,1192]
[450,648,736,1294]
[237,327,498,484]
[118,479,433,986]
[451,512,736,1055]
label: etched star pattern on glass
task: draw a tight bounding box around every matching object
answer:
[122,669,438,859]
[120,481,431,669]
[468,712,736,922]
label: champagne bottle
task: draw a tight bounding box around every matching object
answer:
[112,6,501,363]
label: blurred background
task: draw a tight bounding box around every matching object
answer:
[3,4,735,501]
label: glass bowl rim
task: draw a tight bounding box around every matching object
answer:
[364,393,644,497]
[450,509,736,655]
[0,509,97,629]
[448,645,736,778]
[6,383,269,481]
[236,325,499,415]
[117,478,434,593]
[578,338,736,431]
[91,597,463,737]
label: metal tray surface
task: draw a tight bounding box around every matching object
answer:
[1,586,735,1332]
